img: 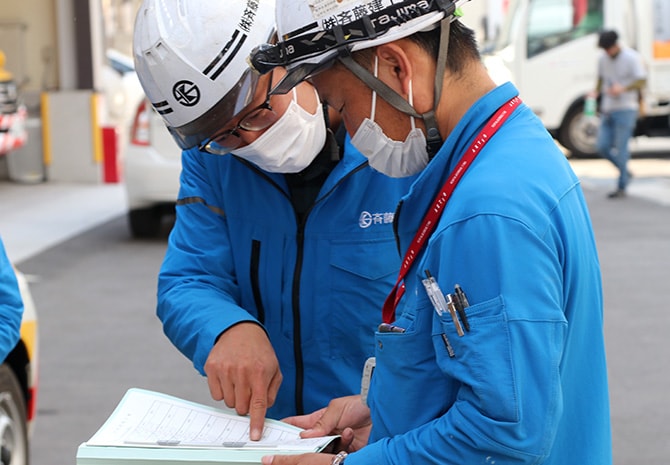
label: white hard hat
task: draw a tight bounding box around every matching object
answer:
[133,0,276,149]
[249,0,468,93]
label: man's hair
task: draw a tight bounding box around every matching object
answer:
[598,30,618,49]
[412,20,480,73]
[352,19,480,76]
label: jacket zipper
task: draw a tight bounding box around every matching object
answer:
[239,156,369,415]
[392,199,404,256]
[291,225,306,414]
[250,240,265,325]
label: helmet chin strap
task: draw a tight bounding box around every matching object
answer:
[337,17,451,159]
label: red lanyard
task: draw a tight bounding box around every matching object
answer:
[382,96,521,324]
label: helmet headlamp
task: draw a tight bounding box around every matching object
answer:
[248,0,466,88]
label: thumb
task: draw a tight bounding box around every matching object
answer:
[300,413,337,438]
[262,454,296,465]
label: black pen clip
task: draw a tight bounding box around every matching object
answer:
[452,284,471,332]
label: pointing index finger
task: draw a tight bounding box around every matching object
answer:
[248,394,268,441]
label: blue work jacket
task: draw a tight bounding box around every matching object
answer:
[157,136,414,419]
[348,83,612,464]
[0,238,23,361]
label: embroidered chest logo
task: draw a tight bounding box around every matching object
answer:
[359,211,394,229]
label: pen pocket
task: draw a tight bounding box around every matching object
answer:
[431,295,519,423]
[369,319,455,441]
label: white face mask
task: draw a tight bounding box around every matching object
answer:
[231,88,326,173]
[350,58,429,178]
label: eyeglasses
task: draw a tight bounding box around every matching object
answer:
[200,70,278,155]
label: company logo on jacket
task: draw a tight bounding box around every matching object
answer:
[359,211,394,228]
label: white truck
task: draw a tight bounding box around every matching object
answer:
[483,0,670,156]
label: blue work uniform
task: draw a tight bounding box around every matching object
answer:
[348,83,612,464]
[0,238,23,361]
[157,135,414,419]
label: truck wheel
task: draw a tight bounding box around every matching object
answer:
[128,207,163,238]
[558,105,600,158]
[0,364,28,465]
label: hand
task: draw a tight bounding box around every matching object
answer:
[262,452,334,465]
[204,322,283,441]
[282,395,371,452]
[608,82,626,96]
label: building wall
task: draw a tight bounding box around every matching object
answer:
[0,1,58,95]
[102,0,140,57]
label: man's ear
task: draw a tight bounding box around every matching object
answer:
[375,43,413,97]
[375,40,436,115]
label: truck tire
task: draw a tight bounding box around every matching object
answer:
[0,364,29,465]
[128,207,163,239]
[558,104,600,158]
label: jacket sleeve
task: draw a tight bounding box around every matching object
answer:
[157,150,259,375]
[0,239,23,362]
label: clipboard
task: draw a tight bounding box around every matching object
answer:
[76,388,339,465]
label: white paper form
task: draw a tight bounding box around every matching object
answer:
[86,389,335,451]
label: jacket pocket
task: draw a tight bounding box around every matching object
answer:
[330,239,399,282]
[431,295,519,422]
[327,238,399,359]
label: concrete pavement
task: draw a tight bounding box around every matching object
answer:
[572,156,670,206]
[580,178,670,464]
[0,181,127,264]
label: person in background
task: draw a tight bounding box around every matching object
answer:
[132,0,414,441]
[248,0,612,463]
[592,29,647,199]
[0,237,23,361]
